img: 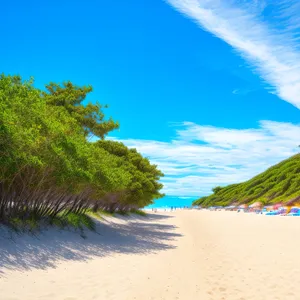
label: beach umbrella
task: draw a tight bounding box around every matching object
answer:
[273,203,282,210]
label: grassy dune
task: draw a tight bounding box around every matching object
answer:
[193,154,300,207]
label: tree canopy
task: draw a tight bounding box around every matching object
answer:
[0,74,164,224]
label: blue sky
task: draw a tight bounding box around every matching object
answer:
[2,0,300,197]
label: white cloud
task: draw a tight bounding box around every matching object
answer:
[232,88,254,95]
[113,121,300,197]
[166,0,300,108]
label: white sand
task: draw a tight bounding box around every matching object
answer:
[1,210,300,300]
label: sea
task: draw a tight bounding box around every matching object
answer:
[146,196,198,209]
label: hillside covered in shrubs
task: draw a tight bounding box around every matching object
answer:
[0,74,164,229]
[193,154,300,207]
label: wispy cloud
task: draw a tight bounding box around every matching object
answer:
[166,0,300,108]
[112,121,300,197]
[232,88,255,95]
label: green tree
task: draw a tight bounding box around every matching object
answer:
[43,82,119,139]
[0,74,164,224]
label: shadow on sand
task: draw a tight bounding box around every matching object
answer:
[0,213,181,274]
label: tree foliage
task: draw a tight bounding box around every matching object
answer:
[0,74,164,224]
[43,81,119,139]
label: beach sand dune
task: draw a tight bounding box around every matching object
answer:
[1,211,300,299]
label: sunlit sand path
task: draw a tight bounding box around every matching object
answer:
[1,211,300,300]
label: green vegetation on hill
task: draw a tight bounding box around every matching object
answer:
[193,154,300,207]
[0,74,163,230]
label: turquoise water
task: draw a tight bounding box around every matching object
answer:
[146,196,197,208]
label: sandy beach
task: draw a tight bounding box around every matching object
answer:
[1,210,300,300]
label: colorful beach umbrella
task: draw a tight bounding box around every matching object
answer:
[273,203,282,210]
